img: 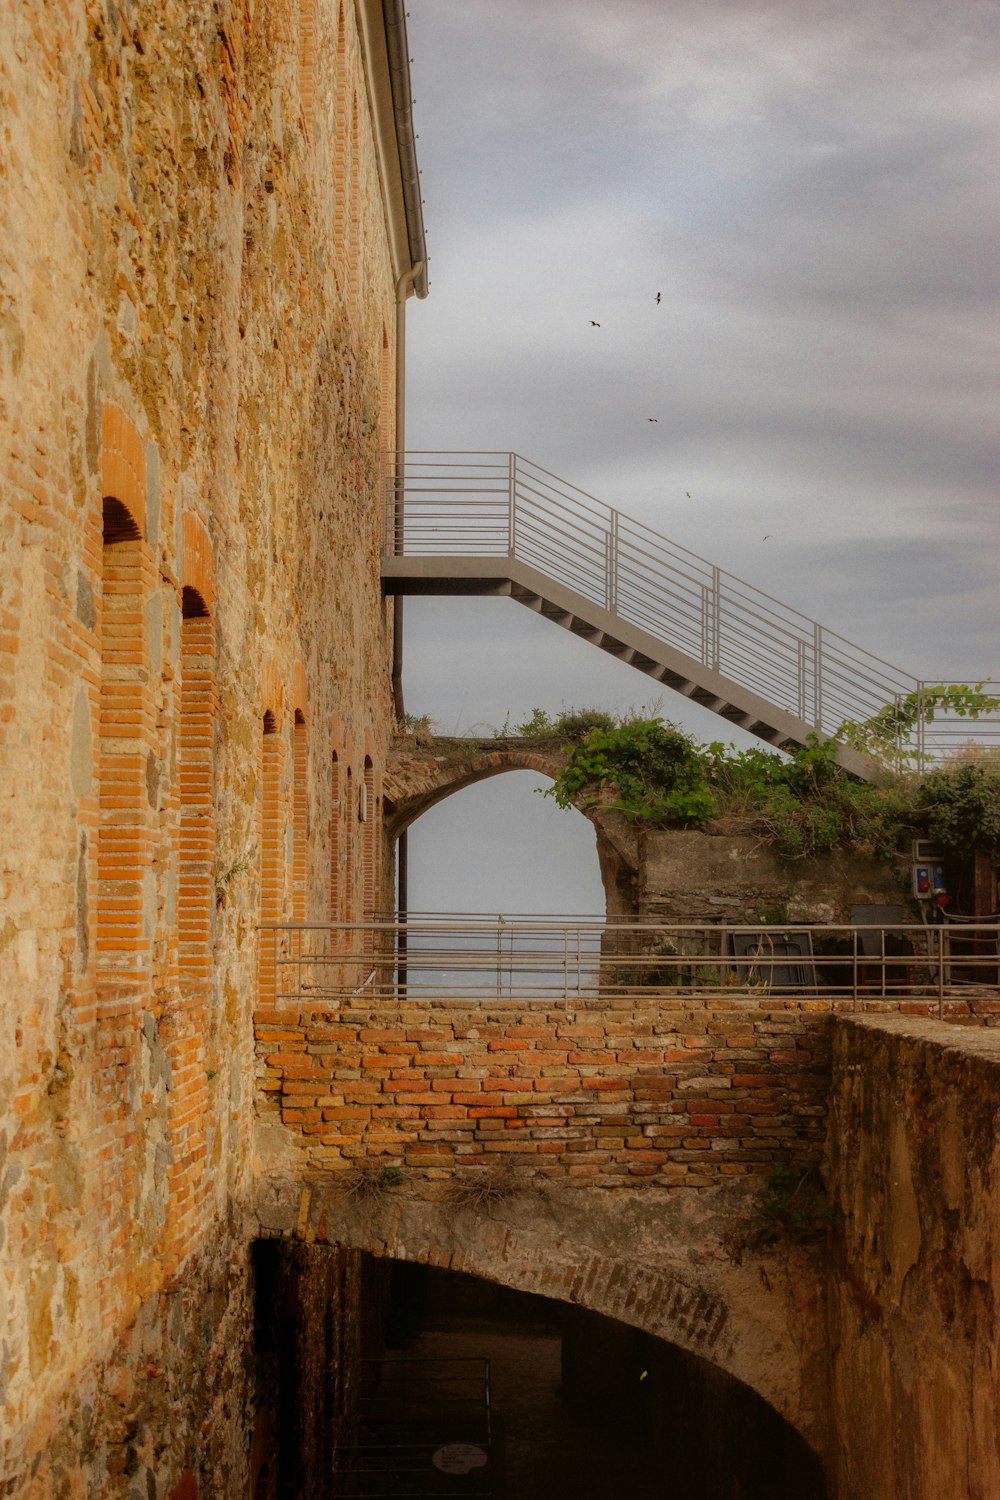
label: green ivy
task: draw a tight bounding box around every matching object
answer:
[547,718,715,825]
[512,705,617,743]
[836,683,1000,771]
[542,711,1000,883]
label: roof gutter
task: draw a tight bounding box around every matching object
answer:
[381,0,428,298]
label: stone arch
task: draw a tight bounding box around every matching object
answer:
[384,740,570,839]
[255,1181,827,1456]
[384,738,638,917]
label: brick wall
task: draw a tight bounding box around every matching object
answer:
[257,997,837,1186]
[0,0,402,1491]
[257,997,1000,1189]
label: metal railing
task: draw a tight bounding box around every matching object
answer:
[383,453,999,765]
[261,918,1000,1015]
[905,681,1000,771]
[333,1356,494,1498]
[383,452,919,737]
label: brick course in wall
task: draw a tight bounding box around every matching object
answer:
[257,997,1000,1188]
[260,997,835,1187]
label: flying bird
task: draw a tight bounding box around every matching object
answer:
[647,417,658,423]
[655,292,661,304]
[590,320,601,327]
[763,534,772,541]
[685,491,691,499]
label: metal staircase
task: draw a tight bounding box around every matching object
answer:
[380,452,959,775]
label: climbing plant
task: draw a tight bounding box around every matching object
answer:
[536,709,1000,880]
[835,683,1000,772]
[722,1163,835,1262]
[546,717,714,825]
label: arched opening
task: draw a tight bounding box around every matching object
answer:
[97,491,151,987]
[405,770,605,916]
[178,585,215,991]
[362,755,377,954]
[343,765,354,924]
[249,1242,827,1500]
[328,749,341,921]
[379,321,393,462]
[362,757,376,915]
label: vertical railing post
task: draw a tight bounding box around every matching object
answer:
[393,450,404,558]
[796,640,806,721]
[813,623,824,730]
[915,682,926,777]
[852,928,858,1010]
[508,453,517,559]
[937,925,946,1019]
[711,566,721,671]
[605,509,619,613]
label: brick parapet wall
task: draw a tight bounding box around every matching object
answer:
[256,997,1000,1189]
[257,997,835,1187]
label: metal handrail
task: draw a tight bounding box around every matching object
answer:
[384,454,1000,761]
[384,451,922,737]
[260,918,1000,1016]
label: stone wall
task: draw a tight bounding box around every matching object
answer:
[0,0,404,1491]
[638,827,903,925]
[826,1016,1000,1499]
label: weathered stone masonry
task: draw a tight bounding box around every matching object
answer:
[1,1,419,1494]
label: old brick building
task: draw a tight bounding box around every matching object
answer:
[0,0,423,1492]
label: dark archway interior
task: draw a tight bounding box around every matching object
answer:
[251,1243,826,1500]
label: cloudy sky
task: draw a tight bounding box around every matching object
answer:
[397,0,1000,916]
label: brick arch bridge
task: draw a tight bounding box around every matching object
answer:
[383,735,572,837]
[383,735,638,913]
[254,1175,828,1455]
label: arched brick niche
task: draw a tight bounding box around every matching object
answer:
[177,512,217,994]
[328,746,341,922]
[257,669,285,1005]
[97,405,155,990]
[292,709,308,922]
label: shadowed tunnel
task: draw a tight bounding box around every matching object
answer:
[251,1244,827,1499]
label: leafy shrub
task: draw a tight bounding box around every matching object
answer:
[548,718,714,825]
[488,701,1000,886]
[514,706,617,742]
